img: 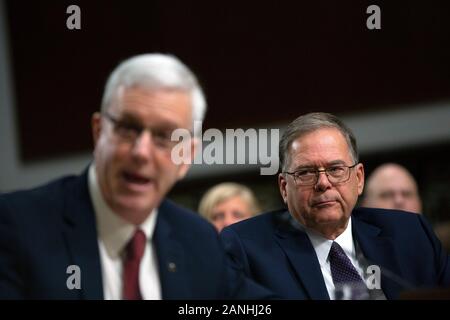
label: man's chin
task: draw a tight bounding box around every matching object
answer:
[312,208,345,225]
[113,196,158,220]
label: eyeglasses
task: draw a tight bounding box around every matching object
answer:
[103,112,186,150]
[283,163,358,186]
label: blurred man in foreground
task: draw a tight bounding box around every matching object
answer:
[0,54,272,300]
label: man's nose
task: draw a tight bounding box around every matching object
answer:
[393,193,406,210]
[314,171,332,191]
[131,130,154,161]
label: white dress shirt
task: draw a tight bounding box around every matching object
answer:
[88,165,162,300]
[304,218,370,300]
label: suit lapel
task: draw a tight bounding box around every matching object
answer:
[62,170,104,300]
[352,216,406,299]
[275,221,329,300]
[154,201,189,299]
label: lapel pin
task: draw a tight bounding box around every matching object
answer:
[168,262,177,272]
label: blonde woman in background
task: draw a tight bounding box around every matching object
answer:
[199,182,261,232]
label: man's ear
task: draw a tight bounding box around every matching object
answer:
[278,173,288,204]
[91,112,102,147]
[176,136,199,180]
[356,163,365,196]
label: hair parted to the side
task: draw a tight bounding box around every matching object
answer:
[101,53,206,123]
[279,112,359,171]
[198,182,261,221]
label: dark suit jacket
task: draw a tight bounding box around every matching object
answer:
[220,207,450,299]
[0,169,271,299]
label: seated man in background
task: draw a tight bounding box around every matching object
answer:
[0,54,273,300]
[363,163,450,253]
[362,163,422,213]
[198,182,261,232]
[221,112,450,300]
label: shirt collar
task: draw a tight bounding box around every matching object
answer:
[304,217,355,268]
[88,164,158,259]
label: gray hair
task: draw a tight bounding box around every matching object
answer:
[279,112,359,171]
[198,182,261,221]
[101,53,206,122]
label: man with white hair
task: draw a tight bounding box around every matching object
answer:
[0,54,272,300]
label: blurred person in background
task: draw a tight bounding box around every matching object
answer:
[363,163,450,253]
[198,182,261,232]
[362,163,422,213]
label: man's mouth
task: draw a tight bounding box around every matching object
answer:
[121,171,153,191]
[312,200,337,208]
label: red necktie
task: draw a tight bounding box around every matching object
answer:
[122,229,146,300]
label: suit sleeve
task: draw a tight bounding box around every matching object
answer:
[220,228,280,300]
[220,227,277,299]
[0,197,26,299]
[417,214,450,287]
[220,226,252,277]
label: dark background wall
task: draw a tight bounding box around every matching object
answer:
[6,0,450,160]
[2,0,450,224]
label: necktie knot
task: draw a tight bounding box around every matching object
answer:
[329,241,351,264]
[126,229,146,260]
